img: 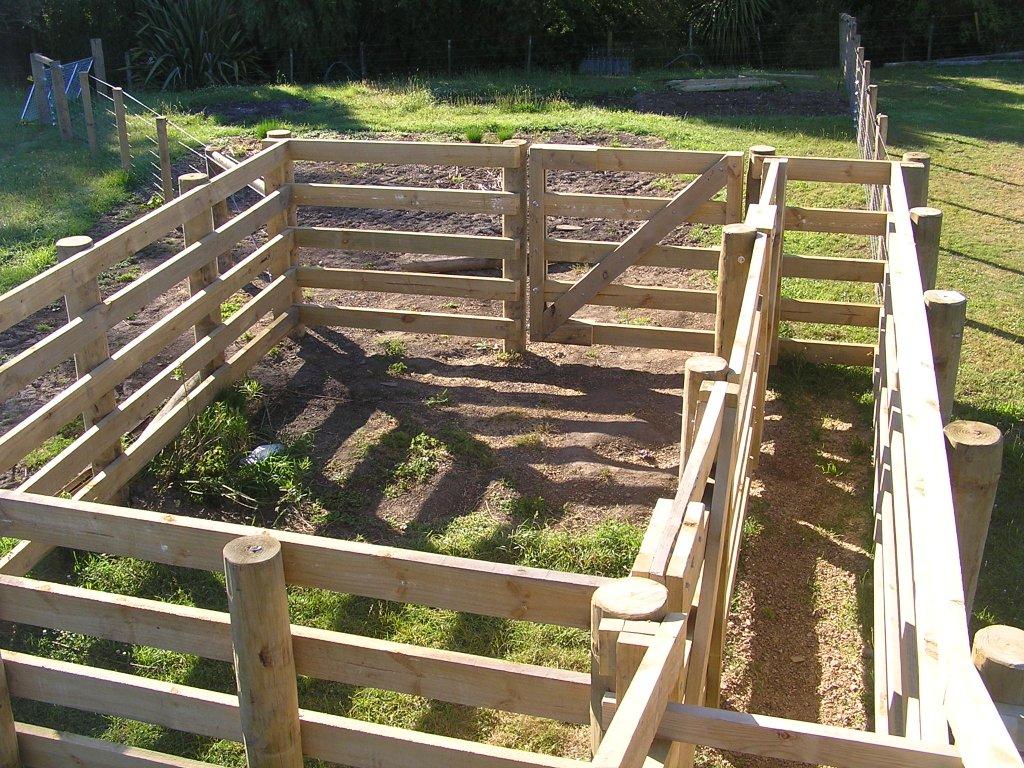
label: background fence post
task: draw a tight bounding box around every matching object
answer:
[589,577,668,755]
[0,654,20,768]
[502,139,528,354]
[901,152,931,206]
[178,173,224,374]
[56,236,125,479]
[715,223,757,358]
[945,420,1003,614]
[49,62,73,141]
[681,354,728,471]
[29,54,50,126]
[910,207,942,291]
[924,289,966,424]
[78,70,97,153]
[744,145,775,210]
[155,116,174,202]
[90,38,107,94]
[223,535,303,768]
[111,87,131,173]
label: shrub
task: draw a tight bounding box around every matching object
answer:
[134,0,258,89]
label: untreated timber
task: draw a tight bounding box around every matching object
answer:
[0,490,608,628]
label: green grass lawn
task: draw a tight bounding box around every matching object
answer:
[0,62,1021,761]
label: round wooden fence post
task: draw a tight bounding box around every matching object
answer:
[715,223,757,359]
[901,151,931,206]
[924,289,966,425]
[910,207,943,291]
[590,577,668,756]
[680,354,728,474]
[745,145,776,209]
[944,420,1003,614]
[224,535,303,768]
[973,624,1024,707]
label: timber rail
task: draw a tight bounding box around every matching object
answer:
[0,135,1017,767]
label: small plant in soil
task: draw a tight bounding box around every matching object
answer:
[385,433,448,497]
[220,293,247,320]
[386,361,409,376]
[464,126,485,143]
[496,127,515,142]
[495,350,523,365]
[423,390,451,408]
[513,431,545,450]
[378,338,407,357]
[149,379,312,511]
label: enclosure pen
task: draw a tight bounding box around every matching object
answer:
[0,136,1017,768]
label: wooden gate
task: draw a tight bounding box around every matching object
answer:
[527,144,743,350]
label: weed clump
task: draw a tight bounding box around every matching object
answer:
[150,379,311,512]
[385,433,448,497]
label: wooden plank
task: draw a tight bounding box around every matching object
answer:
[665,502,711,616]
[0,491,609,628]
[542,159,729,336]
[292,183,517,215]
[544,279,716,313]
[527,147,548,342]
[19,277,289,498]
[777,338,875,366]
[600,699,962,768]
[545,239,720,270]
[294,226,515,260]
[631,498,675,578]
[76,306,297,502]
[592,614,687,768]
[286,138,522,168]
[889,166,1022,766]
[530,144,730,174]
[0,188,288,403]
[545,321,715,352]
[3,651,584,768]
[16,721,218,768]
[784,206,888,235]
[779,297,881,327]
[782,156,892,185]
[0,141,287,335]
[544,193,727,224]
[0,573,589,724]
[782,253,884,282]
[297,266,517,300]
[0,233,291,474]
[300,304,511,339]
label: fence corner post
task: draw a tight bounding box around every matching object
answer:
[715,223,757,359]
[944,420,1003,614]
[263,129,303,333]
[224,535,303,768]
[590,577,669,755]
[502,138,529,354]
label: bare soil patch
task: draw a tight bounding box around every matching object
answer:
[202,97,310,123]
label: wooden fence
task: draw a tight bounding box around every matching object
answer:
[0,136,1018,767]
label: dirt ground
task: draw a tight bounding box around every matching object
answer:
[0,130,874,767]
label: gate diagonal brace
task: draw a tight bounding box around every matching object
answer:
[540,156,731,339]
